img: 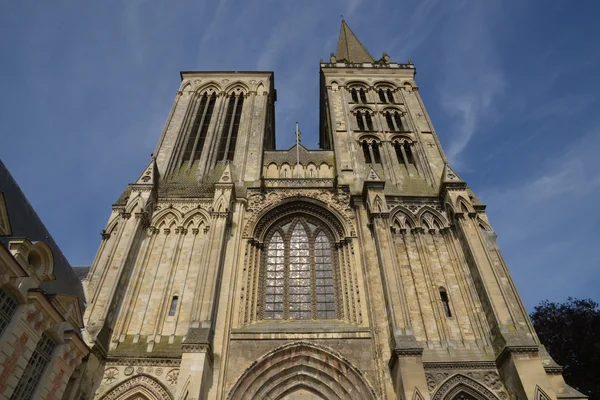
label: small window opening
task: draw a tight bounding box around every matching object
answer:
[387,89,394,103]
[168,296,179,317]
[362,142,372,164]
[365,113,374,131]
[440,289,452,317]
[393,112,403,131]
[359,88,367,103]
[394,143,404,164]
[378,89,387,103]
[372,143,382,164]
[351,88,358,103]
[404,143,414,164]
[356,112,365,131]
[385,112,394,131]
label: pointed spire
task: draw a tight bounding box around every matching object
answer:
[441,163,466,188]
[135,155,159,185]
[336,19,374,63]
[218,162,233,184]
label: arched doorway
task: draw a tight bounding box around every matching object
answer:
[98,375,173,400]
[227,342,376,400]
[432,374,501,400]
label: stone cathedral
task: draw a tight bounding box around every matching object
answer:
[79,21,584,400]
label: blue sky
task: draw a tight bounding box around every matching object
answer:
[1,0,598,310]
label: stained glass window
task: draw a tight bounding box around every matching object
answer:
[264,220,336,320]
[315,232,336,319]
[289,225,311,320]
[265,232,284,320]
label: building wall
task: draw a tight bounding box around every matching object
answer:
[79,61,584,400]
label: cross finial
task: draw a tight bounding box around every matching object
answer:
[341,14,344,21]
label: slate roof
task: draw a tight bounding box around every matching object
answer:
[0,160,86,309]
[336,20,374,63]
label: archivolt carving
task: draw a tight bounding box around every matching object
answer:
[98,374,173,400]
[244,190,355,240]
[432,374,500,400]
[227,341,376,400]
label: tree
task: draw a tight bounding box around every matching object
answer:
[530,297,600,400]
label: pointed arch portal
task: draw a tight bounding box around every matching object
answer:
[432,374,501,400]
[227,342,376,400]
[98,375,173,400]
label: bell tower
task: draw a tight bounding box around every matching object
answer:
[155,72,275,183]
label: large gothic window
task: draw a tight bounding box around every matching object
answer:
[182,93,216,166]
[263,218,337,320]
[217,93,245,162]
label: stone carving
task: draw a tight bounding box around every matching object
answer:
[483,372,502,390]
[103,368,118,384]
[155,367,163,376]
[227,342,376,400]
[124,366,134,376]
[166,369,179,386]
[97,375,173,400]
[431,374,498,400]
[244,189,356,238]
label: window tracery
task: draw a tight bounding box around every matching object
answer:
[263,218,337,320]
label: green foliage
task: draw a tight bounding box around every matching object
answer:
[530,297,599,400]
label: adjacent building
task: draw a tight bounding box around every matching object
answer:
[0,159,89,400]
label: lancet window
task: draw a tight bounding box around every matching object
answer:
[355,110,374,131]
[394,140,415,167]
[361,138,382,164]
[350,87,368,104]
[263,218,337,320]
[182,93,216,166]
[385,110,404,132]
[378,88,394,103]
[217,92,245,162]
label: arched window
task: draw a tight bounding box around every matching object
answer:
[168,296,178,317]
[378,88,395,103]
[182,93,217,167]
[359,88,367,103]
[394,142,404,164]
[351,88,359,103]
[356,111,365,131]
[372,142,382,164]
[362,141,372,163]
[365,112,374,131]
[217,92,244,162]
[264,219,337,320]
[385,111,404,132]
[440,288,452,317]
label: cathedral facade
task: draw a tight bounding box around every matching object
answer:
[79,22,584,400]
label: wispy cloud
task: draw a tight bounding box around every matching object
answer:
[438,2,506,167]
[480,128,600,306]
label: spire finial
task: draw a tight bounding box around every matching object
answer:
[341,13,344,21]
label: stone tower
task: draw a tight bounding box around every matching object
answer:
[79,20,585,400]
